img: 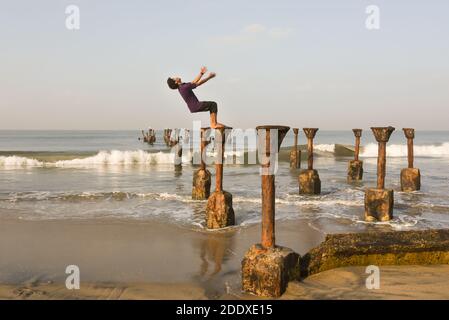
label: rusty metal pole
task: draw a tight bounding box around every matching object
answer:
[205,127,234,228]
[177,134,182,160]
[167,129,170,145]
[214,128,226,193]
[303,128,318,171]
[257,126,290,249]
[347,129,364,182]
[173,129,182,170]
[261,130,275,249]
[371,127,395,189]
[353,129,362,161]
[290,128,300,169]
[200,127,209,171]
[403,128,415,169]
[400,128,420,192]
[166,129,173,146]
[163,129,168,145]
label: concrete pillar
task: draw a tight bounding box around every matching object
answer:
[401,128,421,192]
[298,128,321,195]
[172,129,182,171]
[289,128,301,169]
[242,125,300,298]
[192,127,212,200]
[149,129,156,145]
[164,128,173,146]
[347,129,364,182]
[205,127,235,229]
[365,126,395,222]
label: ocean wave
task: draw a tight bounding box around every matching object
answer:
[314,144,336,153]
[360,142,449,158]
[0,156,43,167]
[4,190,449,231]
[2,141,449,169]
[54,150,187,166]
[2,190,364,207]
[0,150,192,167]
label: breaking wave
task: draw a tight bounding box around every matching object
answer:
[2,142,449,168]
[314,144,336,153]
[0,155,43,167]
[0,150,192,167]
[360,142,449,158]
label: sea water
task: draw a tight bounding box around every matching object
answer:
[1,130,449,232]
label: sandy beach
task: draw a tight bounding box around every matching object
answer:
[1,217,449,300]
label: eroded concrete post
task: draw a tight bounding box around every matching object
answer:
[242,125,300,298]
[365,126,395,222]
[192,127,212,200]
[163,129,168,145]
[401,128,421,192]
[164,129,173,146]
[298,128,321,195]
[205,127,235,229]
[290,128,301,169]
[347,129,364,182]
[149,129,156,145]
[172,129,182,171]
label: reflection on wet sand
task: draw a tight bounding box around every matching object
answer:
[200,232,235,279]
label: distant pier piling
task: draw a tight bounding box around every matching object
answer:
[298,128,321,195]
[192,127,212,200]
[172,129,182,171]
[141,130,148,142]
[365,126,395,222]
[149,129,156,145]
[164,129,173,146]
[140,129,156,144]
[401,128,421,192]
[290,128,301,169]
[205,127,235,229]
[242,125,300,298]
[347,129,363,182]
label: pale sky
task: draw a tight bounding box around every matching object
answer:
[1,0,448,130]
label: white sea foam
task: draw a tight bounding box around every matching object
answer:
[2,141,449,169]
[361,142,449,158]
[0,156,43,167]
[0,150,193,168]
[54,150,183,166]
[314,144,336,153]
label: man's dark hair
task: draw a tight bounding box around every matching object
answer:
[167,78,179,89]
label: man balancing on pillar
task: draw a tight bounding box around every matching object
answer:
[167,66,226,129]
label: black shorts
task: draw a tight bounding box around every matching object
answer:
[197,101,218,114]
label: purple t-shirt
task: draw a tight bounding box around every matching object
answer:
[178,82,201,112]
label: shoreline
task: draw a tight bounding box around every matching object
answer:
[3,265,449,300]
[2,217,449,300]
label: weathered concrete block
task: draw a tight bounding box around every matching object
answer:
[206,191,235,229]
[242,244,300,297]
[301,229,449,278]
[364,188,394,222]
[401,168,421,192]
[192,169,211,200]
[347,160,363,182]
[298,169,321,195]
[289,149,301,169]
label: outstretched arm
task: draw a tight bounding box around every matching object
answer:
[196,72,216,87]
[192,66,207,84]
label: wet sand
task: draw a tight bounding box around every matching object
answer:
[1,218,449,300]
[0,217,323,299]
